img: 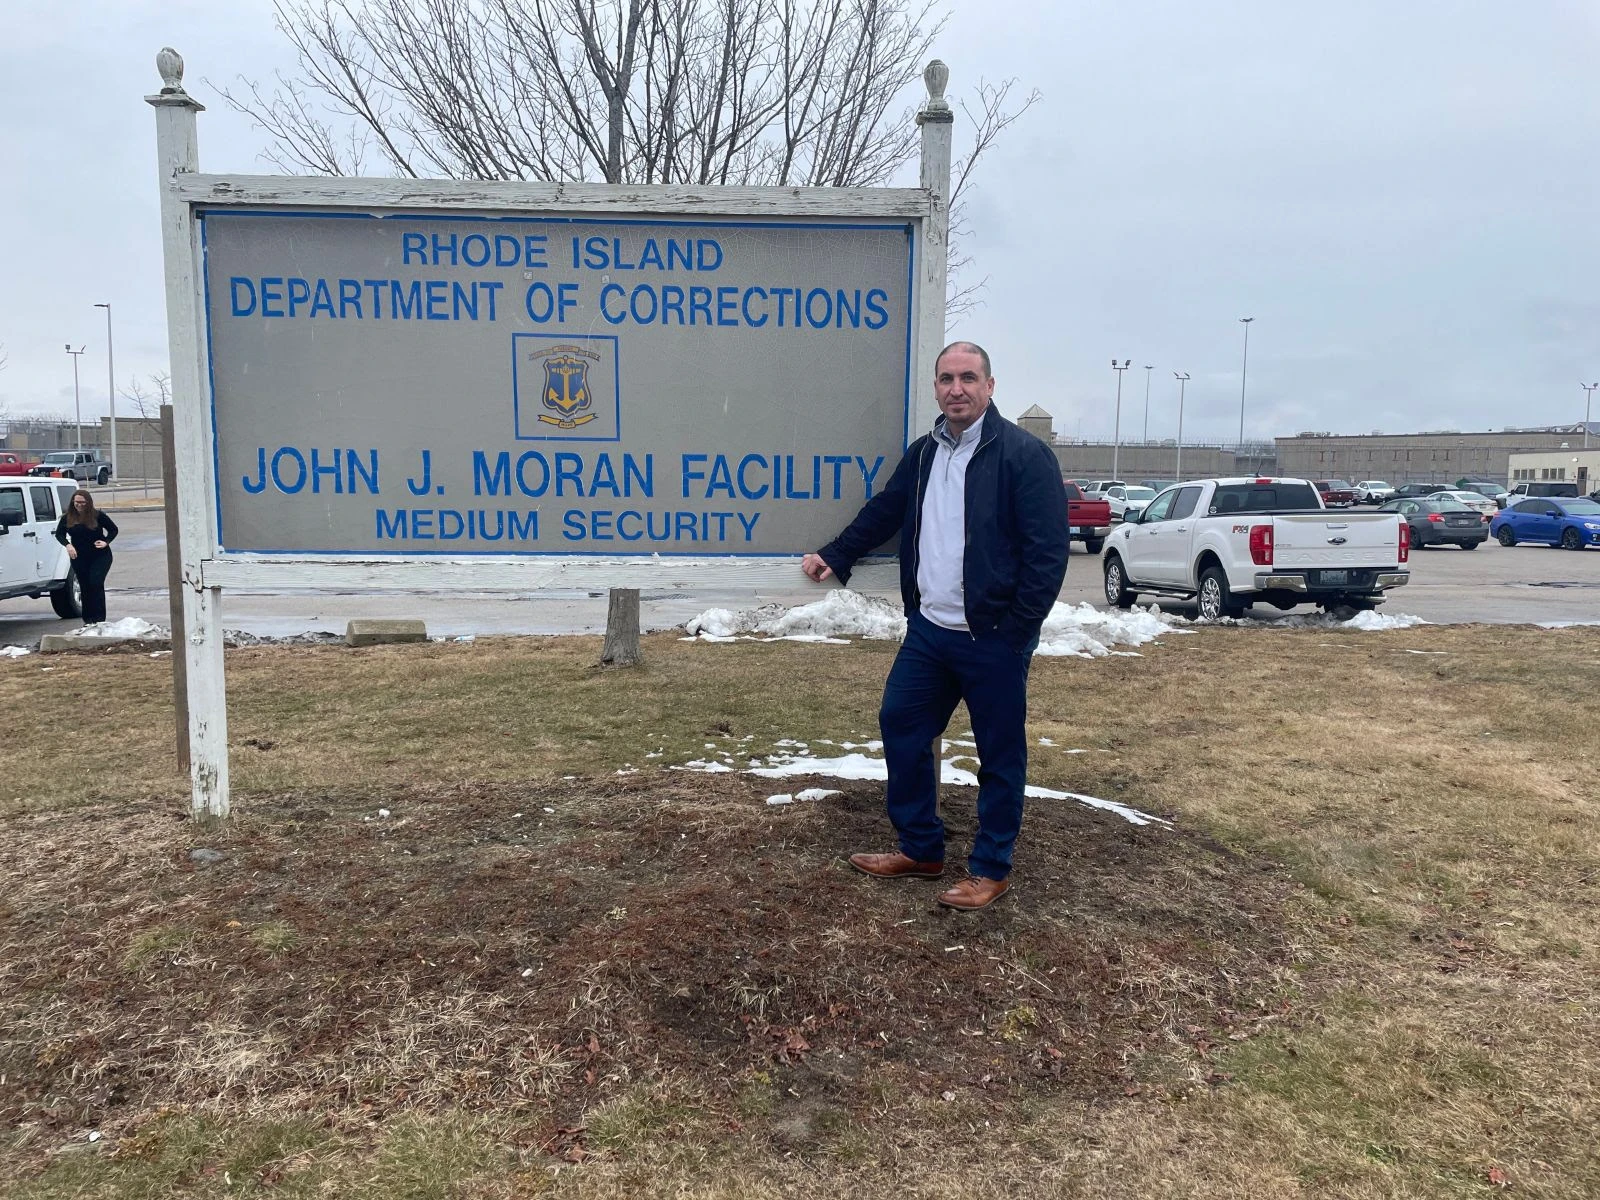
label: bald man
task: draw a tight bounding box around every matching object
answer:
[802,342,1069,910]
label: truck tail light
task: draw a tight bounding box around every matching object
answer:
[1249,524,1273,565]
[1398,522,1410,563]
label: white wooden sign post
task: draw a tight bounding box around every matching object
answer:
[147,48,951,818]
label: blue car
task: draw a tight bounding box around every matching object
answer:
[1490,496,1600,550]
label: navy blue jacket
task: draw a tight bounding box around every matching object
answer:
[818,404,1069,649]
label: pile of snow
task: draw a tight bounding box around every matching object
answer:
[61,617,166,640]
[1035,601,1178,657]
[685,590,900,642]
[685,593,1184,657]
[1,645,30,659]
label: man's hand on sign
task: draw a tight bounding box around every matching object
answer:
[800,553,834,582]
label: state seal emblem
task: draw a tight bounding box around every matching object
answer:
[539,348,598,427]
[512,334,621,441]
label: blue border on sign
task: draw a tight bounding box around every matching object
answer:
[511,333,621,442]
[196,209,917,556]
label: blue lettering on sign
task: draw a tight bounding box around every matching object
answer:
[472,451,654,499]
[243,448,379,495]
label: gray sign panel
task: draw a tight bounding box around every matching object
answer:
[199,211,915,555]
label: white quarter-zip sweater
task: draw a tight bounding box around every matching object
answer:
[916,412,985,630]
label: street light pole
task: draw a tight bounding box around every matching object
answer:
[95,302,116,479]
[1174,372,1190,481]
[1142,364,1153,444]
[1237,316,1254,464]
[65,344,86,453]
[1582,382,1597,450]
[1111,359,1130,480]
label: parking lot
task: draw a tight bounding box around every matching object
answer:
[2,505,1598,647]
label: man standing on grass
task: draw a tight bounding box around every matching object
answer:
[800,342,1069,911]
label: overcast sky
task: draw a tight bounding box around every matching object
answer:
[4,0,1598,444]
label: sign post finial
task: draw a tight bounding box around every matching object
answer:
[156,47,186,94]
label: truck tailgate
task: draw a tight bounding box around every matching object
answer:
[1272,512,1401,567]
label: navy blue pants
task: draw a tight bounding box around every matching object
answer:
[879,610,1038,881]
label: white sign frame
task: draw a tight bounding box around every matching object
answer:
[148,50,953,816]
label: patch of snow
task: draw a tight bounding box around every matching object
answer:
[795,788,842,801]
[1198,609,1429,631]
[671,759,734,773]
[63,617,164,640]
[765,794,794,806]
[687,595,1187,657]
[1346,610,1429,631]
[1038,737,1055,747]
[740,745,1161,826]
[1024,785,1171,827]
[1,646,30,658]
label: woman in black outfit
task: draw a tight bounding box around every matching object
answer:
[53,490,118,624]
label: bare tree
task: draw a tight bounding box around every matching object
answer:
[120,373,170,486]
[218,0,1035,301]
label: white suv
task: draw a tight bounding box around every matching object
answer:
[0,479,83,618]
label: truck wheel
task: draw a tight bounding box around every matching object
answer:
[51,575,82,620]
[1562,527,1583,550]
[1103,555,1136,609]
[97,467,109,485]
[1082,536,1104,554]
[1496,526,1516,546]
[1197,566,1243,621]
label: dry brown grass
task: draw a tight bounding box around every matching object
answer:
[1,623,1597,1198]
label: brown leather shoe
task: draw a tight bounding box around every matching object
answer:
[937,875,1010,911]
[849,851,944,879]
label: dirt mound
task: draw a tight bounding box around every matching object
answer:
[0,775,1295,1149]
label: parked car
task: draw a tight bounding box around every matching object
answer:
[1083,479,1127,497]
[1429,489,1496,520]
[1313,479,1356,507]
[1103,484,1157,522]
[1139,479,1177,493]
[1062,480,1113,554]
[27,450,112,484]
[1498,480,1580,510]
[1102,477,1409,619]
[1392,483,1448,499]
[1490,496,1600,550]
[0,453,35,478]
[0,478,83,617]
[1377,497,1488,550]
[1352,480,1395,504]
[1455,478,1508,503]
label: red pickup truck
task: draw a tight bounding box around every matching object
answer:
[1063,480,1113,553]
[0,453,34,477]
[1314,479,1356,508]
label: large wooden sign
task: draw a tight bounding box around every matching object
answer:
[202,210,915,557]
[148,47,952,815]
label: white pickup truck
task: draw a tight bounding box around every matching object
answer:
[1100,477,1410,619]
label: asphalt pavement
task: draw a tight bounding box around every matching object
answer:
[3,503,1597,649]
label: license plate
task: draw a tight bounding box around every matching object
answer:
[1321,570,1348,585]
